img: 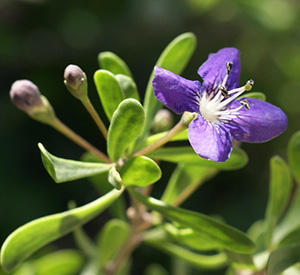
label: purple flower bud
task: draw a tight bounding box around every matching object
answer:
[64,64,88,99]
[9,80,44,113]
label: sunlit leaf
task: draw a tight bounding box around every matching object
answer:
[148,147,248,170]
[288,131,300,185]
[161,164,217,205]
[265,156,292,247]
[141,32,197,140]
[0,188,123,272]
[267,243,300,275]
[32,250,84,275]
[115,74,139,101]
[94,69,124,120]
[38,143,112,183]
[144,264,169,275]
[97,219,130,268]
[107,99,145,161]
[239,92,266,101]
[132,191,255,254]
[145,239,227,269]
[120,156,161,187]
[98,51,132,78]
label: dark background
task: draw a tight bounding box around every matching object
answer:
[1,0,299,274]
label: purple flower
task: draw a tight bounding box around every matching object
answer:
[152,48,287,162]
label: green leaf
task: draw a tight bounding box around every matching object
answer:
[120,156,161,187]
[132,191,255,254]
[94,69,124,120]
[265,156,292,247]
[32,250,84,275]
[12,263,35,275]
[145,239,227,269]
[38,143,112,183]
[142,32,197,140]
[267,243,300,275]
[97,219,130,268]
[148,147,248,170]
[278,228,300,248]
[115,74,139,101]
[161,164,217,205]
[164,223,222,251]
[98,51,132,78]
[274,190,300,244]
[288,131,300,185]
[0,188,123,272]
[225,251,255,269]
[81,153,127,221]
[107,99,145,161]
[239,92,266,101]
[144,264,169,275]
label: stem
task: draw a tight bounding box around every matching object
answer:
[81,98,108,140]
[133,119,186,157]
[103,191,152,275]
[51,117,111,163]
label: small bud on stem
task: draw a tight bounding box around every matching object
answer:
[10,80,55,124]
[64,65,88,100]
[152,109,174,133]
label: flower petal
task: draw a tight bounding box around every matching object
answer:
[153,66,201,114]
[188,115,232,162]
[229,98,288,143]
[198,48,240,91]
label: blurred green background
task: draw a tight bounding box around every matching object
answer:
[1,0,299,274]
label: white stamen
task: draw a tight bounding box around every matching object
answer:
[199,63,253,123]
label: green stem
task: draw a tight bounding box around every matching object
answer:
[134,118,186,157]
[82,98,108,140]
[51,117,111,163]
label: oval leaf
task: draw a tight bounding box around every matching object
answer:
[98,51,132,78]
[265,156,292,247]
[144,264,169,275]
[97,219,130,268]
[0,188,123,272]
[274,189,300,244]
[107,99,145,162]
[142,32,197,139]
[115,74,139,101]
[132,191,255,254]
[161,164,217,205]
[38,143,112,183]
[267,243,300,275]
[145,239,227,269]
[239,92,266,101]
[148,147,248,170]
[120,156,162,187]
[94,70,124,120]
[33,250,84,275]
[288,131,300,185]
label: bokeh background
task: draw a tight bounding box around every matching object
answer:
[1,0,300,274]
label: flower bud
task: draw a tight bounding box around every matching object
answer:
[64,64,88,100]
[9,79,56,124]
[10,80,43,113]
[108,166,122,190]
[152,109,174,133]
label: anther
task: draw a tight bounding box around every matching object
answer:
[245,79,254,91]
[240,99,250,110]
[226,62,233,74]
[219,86,229,98]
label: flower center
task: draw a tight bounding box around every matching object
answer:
[199,62,253,123]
